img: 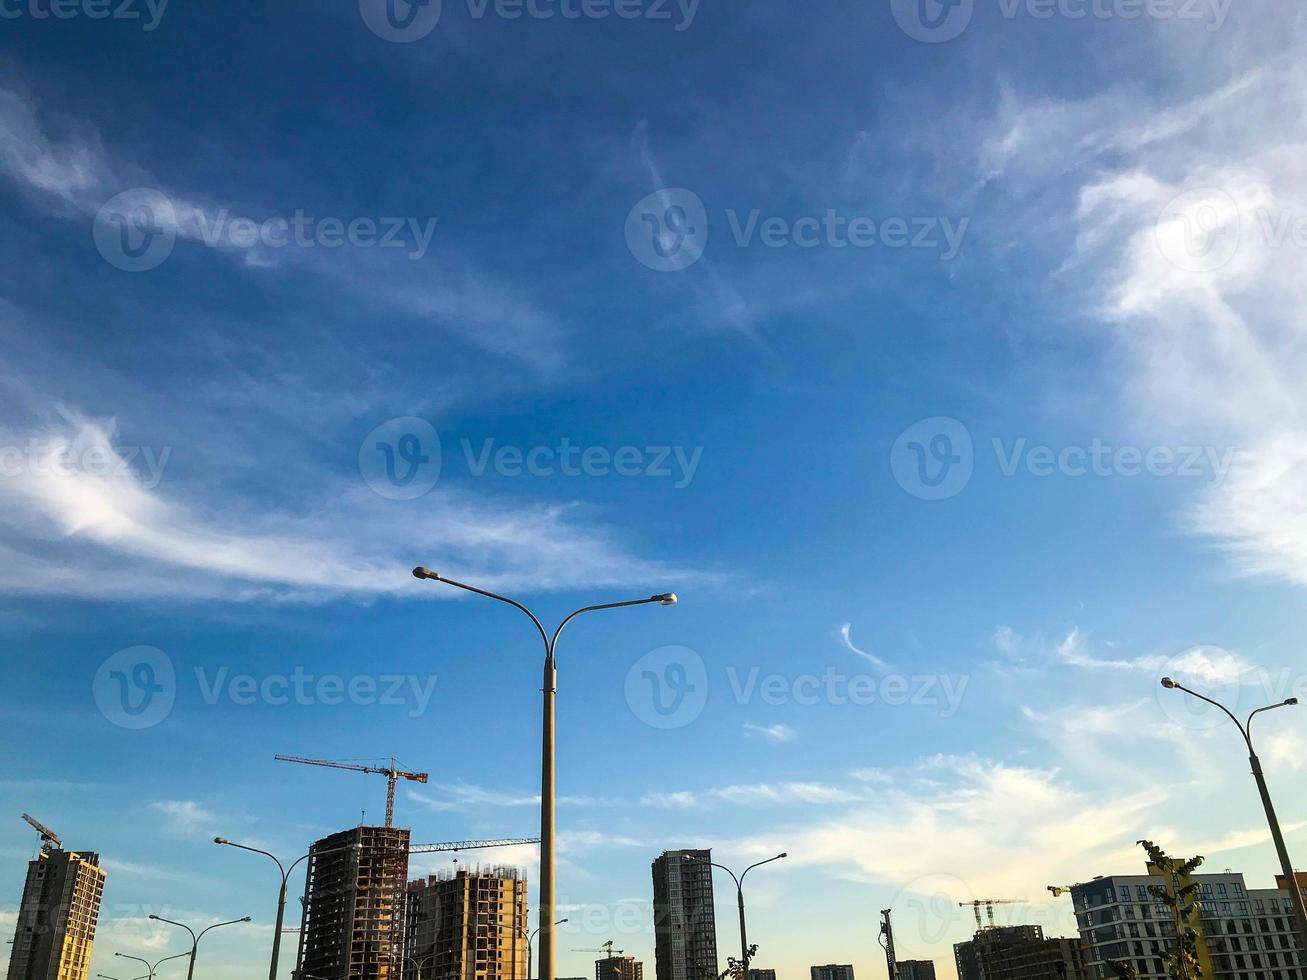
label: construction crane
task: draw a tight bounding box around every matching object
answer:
[1047,883,1086,898]
[959,899,1024,931]
[274,755,429,828]
[410,838,540,855]
[573,942,625,959]
[878,909,899,980]
[20,813,61,852]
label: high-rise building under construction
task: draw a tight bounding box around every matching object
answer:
[6,848,106,980]
[652,850,718,980]
[403,866,527,980]
[295,825,411,980]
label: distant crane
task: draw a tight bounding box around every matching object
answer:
[959,899,1024,931]
[410,838,540,855]
[274,755,429,827]
[573,942,625,959]
[20,813,61,852]
[878,908,899,980]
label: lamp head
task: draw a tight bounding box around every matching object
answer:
[1160,677,1177,689]
[241,917,252,922]
[1287,698,1300,706]
[413,567,441,581]
[656,593,678,606]
[778,852,788,858]
[147,915,159,921]
[213,836,228,844]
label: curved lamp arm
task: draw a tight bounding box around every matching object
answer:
[412,569,550,652]
[147,916,196,946]
[1160,677,1254,753]
[1248,699,1300,743]
[552,597,677,661]
[214,838,287,880]
[197,916,252,942]
[740,852,788,887]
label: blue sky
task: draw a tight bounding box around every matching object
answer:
[4,1,1307,979]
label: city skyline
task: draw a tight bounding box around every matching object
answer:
[4,0,1307,980]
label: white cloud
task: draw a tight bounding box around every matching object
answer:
[150,799,218,836]
[0,410,704,602]
[994,626,1257,688]
[0,83,563,368]
[975,49,1307,591]
[743,722,797,743]
[837,623,892,672]
[641,791,698,808]
[733,755,1163,900]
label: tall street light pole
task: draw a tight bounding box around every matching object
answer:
[527,918,569,980]
[412,566,677,980]
[1160,677,1307,955]
[683,853,787,980]
[215,836,360,980]
[148,914,250,980]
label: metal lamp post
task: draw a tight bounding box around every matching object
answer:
[412,565,676,980]
[1160,677,1307,955]
[683,853,787,980]
[215,836,360,980]
[148,914,250,980]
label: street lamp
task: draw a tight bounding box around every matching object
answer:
[404,952,436,980]
[412,565,676,980]
[113,951,191,980]
[1160,677,1307,954]
[148,914,250,980]
[683,852,787,980]
[214,836,360,980]
[526,918,569,980]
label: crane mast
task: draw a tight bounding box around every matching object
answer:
[879,908,898,980]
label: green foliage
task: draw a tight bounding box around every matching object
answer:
[1135,840,1206,980]
[717,945,759,980]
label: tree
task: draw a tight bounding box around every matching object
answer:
[1137,839,1206,980]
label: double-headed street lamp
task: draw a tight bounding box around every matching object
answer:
[214,836,361,980]
[113,951,191,980]
[148,914,250,980]
[412,566,677,980]
[404,952,437,980]
[683,852,787,980]
[1160,677,1307,955]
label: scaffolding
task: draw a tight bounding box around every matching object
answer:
[296,825,412,980]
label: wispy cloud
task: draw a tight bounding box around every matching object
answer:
[0,410,704,602]
[969,48,1307,592]
[743,721,797,743]
[0,83,563,369]
[837,623,892,672]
